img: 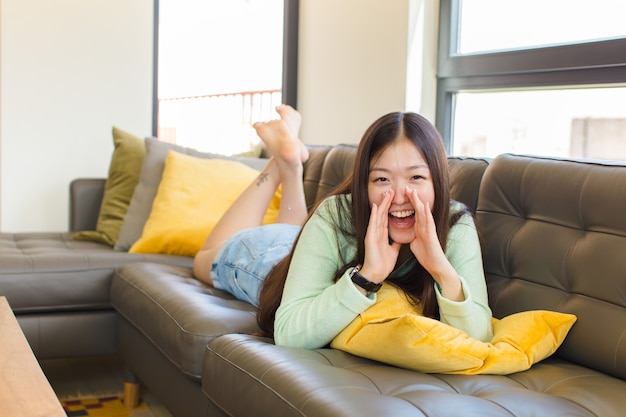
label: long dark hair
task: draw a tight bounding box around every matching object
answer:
[257,112,452,336]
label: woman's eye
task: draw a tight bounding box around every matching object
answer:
[374,177,389,183]
[412,175,424,181]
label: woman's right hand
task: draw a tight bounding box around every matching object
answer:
[360,190,401,283]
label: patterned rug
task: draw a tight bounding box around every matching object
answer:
[61,395,155,417]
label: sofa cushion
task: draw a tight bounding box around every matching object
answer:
[314,144,356,203]
[0,232,192,313]
[110,262,260,380]
[115,138,270,251]
[298,145,335,209]
[205,334,625,417]
[331,283,576,375]
[477,154,626,380]
[129,151,281,257]
[447,156,490,213]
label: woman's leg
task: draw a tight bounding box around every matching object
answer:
[254,105,309,225]
[193,105,308,284]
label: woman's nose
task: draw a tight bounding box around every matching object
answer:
[391,183,408,203]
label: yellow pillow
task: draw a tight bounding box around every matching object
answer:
[129,151,281,257]
[331,284,577,375]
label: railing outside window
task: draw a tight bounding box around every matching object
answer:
[158,90,282,156]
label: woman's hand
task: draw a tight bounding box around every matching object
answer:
[360,190,401,283]
[405,187,464,301]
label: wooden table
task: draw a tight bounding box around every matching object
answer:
[0,296,66,417]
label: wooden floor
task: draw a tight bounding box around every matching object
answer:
[40,355,174,417]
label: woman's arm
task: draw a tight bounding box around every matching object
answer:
[438,213,493,342]
[273,197,373,349]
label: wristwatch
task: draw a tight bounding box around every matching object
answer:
[349,265,382,293]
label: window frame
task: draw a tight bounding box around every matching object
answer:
[151,0,299,137]
[436,0,626,152]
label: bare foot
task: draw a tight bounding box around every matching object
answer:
[254,105,309,165]
[275,105,302,139]
[276,105,309,163]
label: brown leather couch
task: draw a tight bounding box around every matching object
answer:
[0,196,192,359]
[1,144,625,417]
[203,153,626,417]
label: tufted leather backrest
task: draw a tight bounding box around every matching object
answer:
[476,154,626,380]
[297,145,331,210]
[448,156,491,212]
[70,146,490,233]
[302,145,490,214]
[313,144,357,204]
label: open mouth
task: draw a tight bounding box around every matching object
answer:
[388,210,415,229]
[390,210,415,219]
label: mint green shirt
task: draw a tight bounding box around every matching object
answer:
[274,195,494,349]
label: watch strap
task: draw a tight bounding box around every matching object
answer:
[349,265,382,293]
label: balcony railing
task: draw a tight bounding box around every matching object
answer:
[157,89,282,155]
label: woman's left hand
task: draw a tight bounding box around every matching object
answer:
[405,187,446,275]
[405,187,464,301]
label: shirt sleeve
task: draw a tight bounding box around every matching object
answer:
[436,213,494,342]
[273,197,374,349]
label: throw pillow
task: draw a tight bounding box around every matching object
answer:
[74,127,145,246]
[128,150,280,257]
[115,138,269,251]
[331,284,577,375]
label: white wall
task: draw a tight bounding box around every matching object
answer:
[0,0,438,232]
[298,0,439,145]
[405,0,439,120]
[0,0,154,232]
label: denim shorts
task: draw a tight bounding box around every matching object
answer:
[210,224,301,307]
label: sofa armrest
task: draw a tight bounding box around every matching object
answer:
[69,178,106,232]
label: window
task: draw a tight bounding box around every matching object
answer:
[457,0,626,54]
[154,0,298,155]
[437,0,626,160]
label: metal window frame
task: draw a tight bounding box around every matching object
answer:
[436,0,626,152]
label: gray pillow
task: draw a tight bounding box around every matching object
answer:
[114,137,268,251]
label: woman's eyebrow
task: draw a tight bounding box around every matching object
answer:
[369,164,428,172]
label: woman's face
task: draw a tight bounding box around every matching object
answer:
[367,136,435,245]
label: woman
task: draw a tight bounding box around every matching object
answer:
[194,105,493,350]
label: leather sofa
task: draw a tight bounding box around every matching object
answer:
[1,144,625,417]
